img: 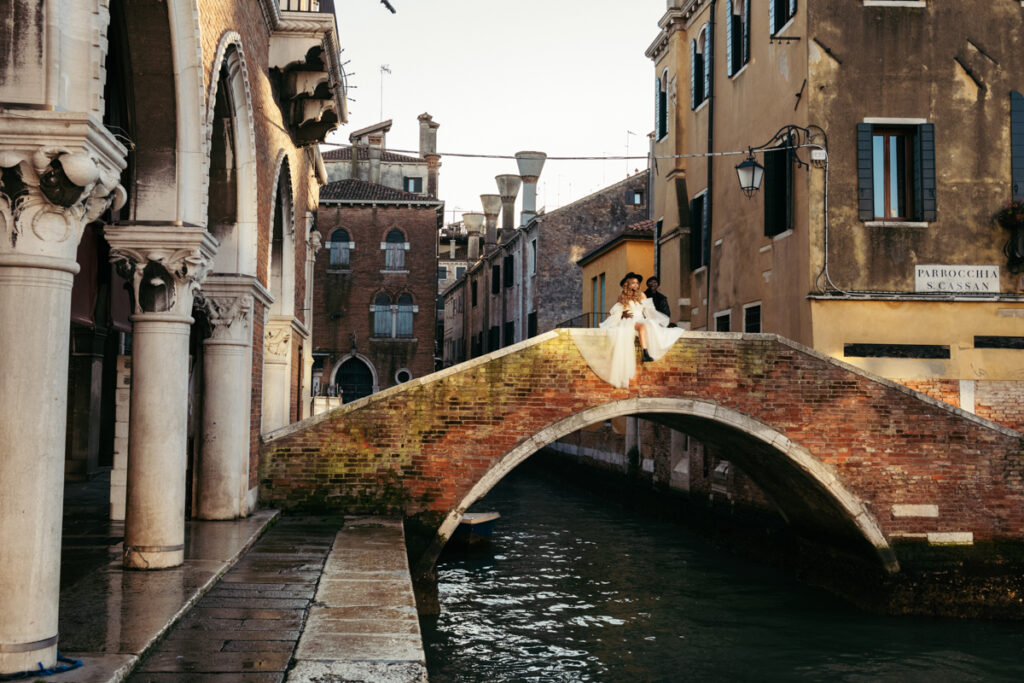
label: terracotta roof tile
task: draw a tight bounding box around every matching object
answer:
[319,178,433,202]
[321,146,423,164]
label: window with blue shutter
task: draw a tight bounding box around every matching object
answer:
[727,0,749,77]
[771,0,795,34]
[703,26,712,104]
[1011,91,1024,201]
[858,121,936,222]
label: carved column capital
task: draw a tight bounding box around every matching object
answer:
[264,323,292,363]
[201,274,271,344]
[106,225,218,319]
[308,229,323,260]
[0,146,126,262]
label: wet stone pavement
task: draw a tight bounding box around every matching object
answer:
[126,516,341,683]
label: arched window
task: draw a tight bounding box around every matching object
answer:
[396,293,414,337]
[691,25,710,109]
[337,357,373,403]
[373,293,391,336]
[329,228,351,267]
[383,229,406,270]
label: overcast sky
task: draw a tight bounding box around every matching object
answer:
[329,0,667,225]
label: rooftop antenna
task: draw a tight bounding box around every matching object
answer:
[379,64,391,121]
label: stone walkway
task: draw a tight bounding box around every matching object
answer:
[126,516,340,682]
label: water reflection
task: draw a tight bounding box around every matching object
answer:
[422,464,1024,682]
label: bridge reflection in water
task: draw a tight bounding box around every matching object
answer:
[423,463,1024,682]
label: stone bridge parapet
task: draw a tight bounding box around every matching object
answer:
[260,330,1024,579]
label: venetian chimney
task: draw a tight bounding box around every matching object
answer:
[463,212,484,261]
[495,174,521,240]
[480,194,502,254]
[515,151,546,226]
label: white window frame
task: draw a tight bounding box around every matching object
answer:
[713,309,731,332]
[742,301,762,333]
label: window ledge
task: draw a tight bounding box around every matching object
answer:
[694,99,709,114]
[772,229,794,241]
[863,1,926,6]
[864,220,929,229]
[729,63,749,80]
[326,268,351,274]
[380,269,410,275]
[370,337,418,343]
[772,17,796,36]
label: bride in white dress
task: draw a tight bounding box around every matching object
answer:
[579,272,683,388]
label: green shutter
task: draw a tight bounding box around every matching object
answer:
[856,123,874,221]
[914,123,937,222]
[789,0,797,21]
[655,77,662,138]
[1012,91,1024,201]
[769,0,776,34]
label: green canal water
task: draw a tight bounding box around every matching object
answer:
[420,463,1024,682]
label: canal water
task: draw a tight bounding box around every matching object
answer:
[421,462,1024,682]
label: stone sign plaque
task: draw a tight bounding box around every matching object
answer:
[914,265,1000,293]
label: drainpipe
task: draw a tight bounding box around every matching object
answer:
[705,0,717,328]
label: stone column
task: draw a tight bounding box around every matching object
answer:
[195,276,258,519]
[106,225,217,570]
[0,142,125,674]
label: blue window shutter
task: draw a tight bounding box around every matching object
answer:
[915,123,937,222]
[703,26,712,103]
[690,39,698,109]
[769,0,776,34]
[743,0,751,64]
[1012,91,1024,201]
[856,123,874,221]
[725,0,734,76]
[789,0,797,21]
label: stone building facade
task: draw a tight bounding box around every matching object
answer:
[646,0,1024,429]
[442,171,650,365]
[0,0,345,674]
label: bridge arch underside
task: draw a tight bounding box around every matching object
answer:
[430,398,899,576]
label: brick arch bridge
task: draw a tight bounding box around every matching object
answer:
[260,329,1023,581]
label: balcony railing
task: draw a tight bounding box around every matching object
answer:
[280,0,334,12]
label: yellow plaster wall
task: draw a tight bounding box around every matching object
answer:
[811,300,1024,381]
[581,241,654,319]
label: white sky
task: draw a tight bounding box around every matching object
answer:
[328,0,667,225]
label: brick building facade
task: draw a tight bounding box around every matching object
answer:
[313,181,443,401]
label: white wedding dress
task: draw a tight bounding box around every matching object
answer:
[571,296,684,388]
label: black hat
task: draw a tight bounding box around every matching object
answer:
[619,272,644,287]
[646,275,660,284]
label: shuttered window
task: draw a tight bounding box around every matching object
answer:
[689,193,708,270]
[770,0,796,34]
[726,0,751,77]
[764,144,794,237]
[690,26,709,109]
[1013,91,1024,202]
[373,293,391,336]
[329,228,351,267]
[857,122,936,222]
[656,74,668,139]
[396,294,414,338]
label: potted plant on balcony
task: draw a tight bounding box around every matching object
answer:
[993,200,1024,273]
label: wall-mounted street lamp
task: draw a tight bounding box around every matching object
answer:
[733,124,826,198]
[735,152,764,198]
